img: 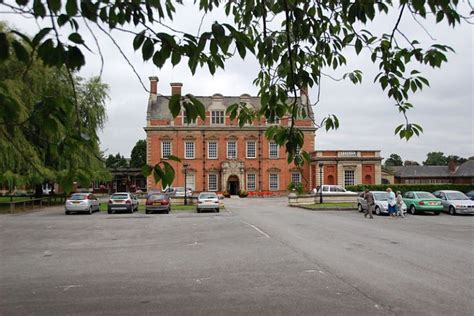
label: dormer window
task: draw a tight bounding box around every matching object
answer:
[211,110,225,125]
[182,110,196,125]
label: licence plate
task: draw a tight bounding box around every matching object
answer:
[72,201,80,204]
[429,202,435,205]
[153,202,161,205]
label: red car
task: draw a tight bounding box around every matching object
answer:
[145,194,171,214]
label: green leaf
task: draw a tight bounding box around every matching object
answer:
[142,165,153,177]
[133,31,145,50]
[66,0,78,16]
[355,38,363,55]
[187,94,206,120]
[142,38,154,60]
[169,94,181,117]
[236,41,246,59]
[0,33,10,60]
[171,49,181,66]
[68,32,84,44]
[394,124,404,135]
[212,22,225,39]
[48,0,62,12]
[162,161,175,188]
[166,155,181,162]
[33,0,46,17]
[12,40,30,64]
[153,165,165,184]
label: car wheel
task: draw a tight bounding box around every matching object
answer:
[216,208,220,213]
[410,205,416,215]
[196,208,200,213]
[434,212,440,216]
[107,209,112,214]
[357,204,363,212]
[65,211,70,215]
[146,210,150,214]
[449,206,456,216]
[167,207,170,214]
[88,206,93,215]
[129,207,134,214]
[375,206,381,216]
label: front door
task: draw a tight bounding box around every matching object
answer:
[227,175,240,195]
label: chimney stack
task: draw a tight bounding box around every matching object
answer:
[170,82,183,95]
[149,76,159,94]
[448,160,457,173]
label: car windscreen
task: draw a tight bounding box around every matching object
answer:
[446,192,469,200]
[199,193,217,199]
[373,193,388,201]
[69,194,87,200]
[417,192,435,199]
[111,194,128,200]
[149,194,167,200]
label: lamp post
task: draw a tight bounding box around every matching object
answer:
[183,163,189,205]
[318,162,324,204]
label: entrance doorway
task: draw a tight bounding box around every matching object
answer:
[227,175,240,195]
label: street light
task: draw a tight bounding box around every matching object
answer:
[318,162,324,204]
[183,163,189,205]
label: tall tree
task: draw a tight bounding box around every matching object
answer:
[130,140,147,168]
[423,152,448,165]
[385,154,403,167]
[0,24,110,194]
[105,153,128,169]
[404,160,420,166]
[446,155,467,164]
[0,1,470,188]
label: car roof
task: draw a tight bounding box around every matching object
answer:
[435,190,462,193]
[370,191,387,193]
[199,192,217,195]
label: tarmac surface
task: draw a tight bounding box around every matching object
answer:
[0,197,473,315]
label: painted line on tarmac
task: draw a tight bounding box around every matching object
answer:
[241,221,271,238]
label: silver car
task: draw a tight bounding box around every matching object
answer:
[107,192,139,214]
[433,190,474,215]
[196,192,220,213]
[357,191,407,216]
[65,193,100,215]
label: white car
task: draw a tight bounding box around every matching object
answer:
[357,191,407,216]
[107,192,139,214]
[433,190,474,215]
[65,193,100,215]
[196,192,220,213]
[313,185,357,195]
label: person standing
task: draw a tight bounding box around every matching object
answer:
[396,191,405,218]
[387,188,397,218]
[363,189,374,219]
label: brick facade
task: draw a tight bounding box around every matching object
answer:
[144,77,316,194]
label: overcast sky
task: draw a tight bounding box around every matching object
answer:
[4,2,473,164]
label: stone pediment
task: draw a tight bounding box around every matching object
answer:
[221,160,244,171]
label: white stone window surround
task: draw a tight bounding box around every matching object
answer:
[208,98,226,126]
[211,110,225,124]
[269,141,279,159]
[186,172,195,191]
[227,140,237,159]
[344,169,355,186]
[208,173,218,191]
[246,141,257,159]
[269,173,279,190]
[161,141,172,159]
[184,141,195,159]
[246,173,257,191]
[207,141,218,159]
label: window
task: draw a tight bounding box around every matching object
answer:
[208,141,218,159]
[269,141,279,159]
[186,173,195,191]
[227,141,237,159]
[211,110,225,124]
[161,141,172,158]
[247,173,256,191]
[266,116,280,124]
[269,173,279,190]
[182,110,196,125]
[291,172,301,185]
[246,141,256,159]
[208,174,218,191]
[344,170,355,186]
[184,141,195,159]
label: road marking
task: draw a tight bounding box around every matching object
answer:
[56,285,82,291]
[242,221,271,238]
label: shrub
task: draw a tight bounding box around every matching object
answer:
[238,189,248,197]
[346,184,474,194]
[223,191,231,198]
[288,182,305,195]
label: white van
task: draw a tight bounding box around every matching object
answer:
[312,185,356,195]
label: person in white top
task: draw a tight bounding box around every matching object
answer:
[386,188,397,218]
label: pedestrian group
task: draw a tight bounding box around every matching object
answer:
[363,187,405,219]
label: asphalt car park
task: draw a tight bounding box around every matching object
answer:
[1,198,472,315]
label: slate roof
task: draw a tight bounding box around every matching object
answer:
[391,160,474,178]
[146,94,313,120]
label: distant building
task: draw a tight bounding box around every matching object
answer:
[389,160,474,184]
[311,150,383,187]
[144,77,315,194]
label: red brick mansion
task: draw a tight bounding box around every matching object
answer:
[144,76,316,194]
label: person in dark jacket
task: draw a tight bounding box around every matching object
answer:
[363,189,374,219]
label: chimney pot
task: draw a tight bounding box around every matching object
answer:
[149,76,159,94]
[170,82,183,95]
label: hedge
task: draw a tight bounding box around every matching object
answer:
[346,184,474,193]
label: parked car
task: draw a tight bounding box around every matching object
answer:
[65,193,100,215]
[402,191,443,215]
[145,194,171,214]
[163,186,193,197]
[432,190,474,215]
[466,190,474,201]
[357,191,407,216]
[312,185,357,195]
[196,192,220,213]
[107,192,139,214]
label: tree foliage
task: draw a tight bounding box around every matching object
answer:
[385,153,403,167]
[403,160,420,166]
[0,23,110,193]
[422,152,467,165]
[0,1,471,187]
[105,153,128,169]
[130,139,146,168]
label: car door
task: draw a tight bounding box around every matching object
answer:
[438,192,449,211]
[403,192,414,208]
[358,193,367,210]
